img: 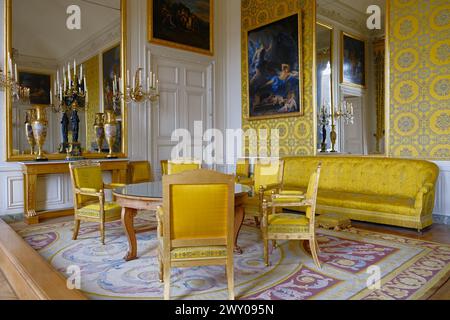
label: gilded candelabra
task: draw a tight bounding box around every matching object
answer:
[329,101,355,153]
[318,102,331,153]
[52,60,88,159]
[1,51,30,102]
[116,68,160,105]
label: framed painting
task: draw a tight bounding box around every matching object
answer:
[245,13,303,120]
[148,0,214,56]
[18,71,51,105]
[102,44,121,116]
[340,32,367,88]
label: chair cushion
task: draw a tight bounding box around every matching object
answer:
[171,246,227,260]
[268,213,310,233]
[76,202,122,219]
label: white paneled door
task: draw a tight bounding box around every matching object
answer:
[151,55,213,179]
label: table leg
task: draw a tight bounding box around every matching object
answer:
[24,173,38,224]
[234,205,245,254]
[122,207,138,261]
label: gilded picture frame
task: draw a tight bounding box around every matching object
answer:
[340,31,368,89]
[148,0,214,56]
[244,12,304,121]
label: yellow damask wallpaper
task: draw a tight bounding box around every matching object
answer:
[389,0,450,159]
[241,0,315,157]
[83,55,100,151]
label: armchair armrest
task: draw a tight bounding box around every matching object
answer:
[104,183,126,190]
[258,183,282,195]
[77,188,103,197]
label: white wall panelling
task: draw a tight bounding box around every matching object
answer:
[433,161,450,224]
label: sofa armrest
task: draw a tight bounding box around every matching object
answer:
[414,183,435,211]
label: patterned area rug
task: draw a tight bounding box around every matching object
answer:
[12,215,450,300]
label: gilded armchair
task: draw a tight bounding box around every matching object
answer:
[262,164,322,268]
[243,160,284,226]
[69,161,124,245]
[157,169,235,300]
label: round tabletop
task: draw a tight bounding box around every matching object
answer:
[114,181,252,200]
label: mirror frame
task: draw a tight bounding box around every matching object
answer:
[313,0,390,157]
[315,21,333,152]
[4,0,128,161]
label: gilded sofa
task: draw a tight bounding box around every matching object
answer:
[281,156,439,231]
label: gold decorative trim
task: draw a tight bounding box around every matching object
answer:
[243,12,304,121]
[147,0,214,56]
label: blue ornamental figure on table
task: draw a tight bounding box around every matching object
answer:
[70,109,80,143]
[61,111,69,144]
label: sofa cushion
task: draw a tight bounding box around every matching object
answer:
[318,190,416,216]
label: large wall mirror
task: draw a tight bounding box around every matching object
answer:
[315,0,387,155]
[4,0,127,161]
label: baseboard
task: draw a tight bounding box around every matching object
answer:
[433,214,450,226]
[0,219,87,300]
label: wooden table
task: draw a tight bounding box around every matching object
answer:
[113,182,250,261]
[20,159,129,224]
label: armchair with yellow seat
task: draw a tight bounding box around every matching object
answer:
[243,160,284,226]
[167,159,201,175]
[235,158,253,186]
[128,161,153,184]
[262,164,322,268]
[69,161,124,245]
[156,169,235,300]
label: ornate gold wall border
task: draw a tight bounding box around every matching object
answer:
[147,0,214,56]
[243,12,304,121]
[3,0,129,161]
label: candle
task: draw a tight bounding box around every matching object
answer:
[8,53,12,74]
[153,74,156,89]
[127,70,130,84]
[73,60,76,77]
[14,63,18,81]
[50,91,53,105]
[84,77,86,91]
[147,76,150,92]
[68,63,71,83]
[119,77,123,92]
[80,64,83,80]
[149,72,153,87]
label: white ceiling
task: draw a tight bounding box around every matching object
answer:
[12,0,120,62]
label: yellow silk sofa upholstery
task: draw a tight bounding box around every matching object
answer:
[281,157,439,231]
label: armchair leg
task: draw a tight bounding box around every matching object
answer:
[254,217,260,227]
[100,221,105,245]
[226,258,235,300]
[163,263,171,300]
[310,239,321,269]
[315,240,321,254]
[72,219,80,241]
[159,256,164,283]
[264,239,270,267]
[272,240,278,249]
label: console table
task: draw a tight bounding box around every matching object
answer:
[20,159,129,225]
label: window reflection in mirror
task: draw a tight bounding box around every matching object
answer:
[316,0,387,155]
